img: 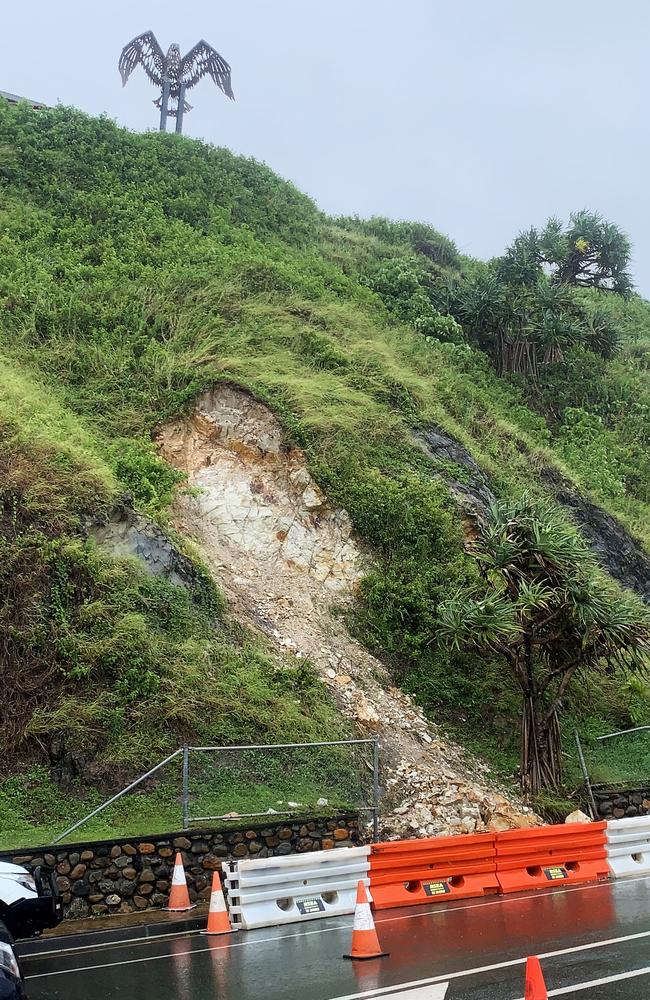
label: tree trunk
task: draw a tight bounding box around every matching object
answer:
[520,694,562,797]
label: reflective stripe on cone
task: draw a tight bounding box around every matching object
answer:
[200,872,235,935]
[343,880,389,961]
[164,851,196,912]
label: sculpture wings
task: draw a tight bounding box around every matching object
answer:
[119,31,165,88]
[181,40,234,99]
[119,33,234,99]
[119,32,234,132]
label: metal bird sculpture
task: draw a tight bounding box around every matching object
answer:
[119,31,234,133]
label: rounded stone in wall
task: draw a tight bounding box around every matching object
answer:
[201,855,222,871]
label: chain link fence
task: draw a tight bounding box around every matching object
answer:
[183,739,379,838]
[53,738,380,844]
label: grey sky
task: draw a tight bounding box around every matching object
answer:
[4,1,650,295]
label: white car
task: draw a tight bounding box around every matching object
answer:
[0,862,62,940]
[0,861,62,999]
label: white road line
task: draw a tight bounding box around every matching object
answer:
[512,963,650,997]
[318,929,650,1000]
[25,872,650,960]
[25,926,650,986]
[338,987,448,1000]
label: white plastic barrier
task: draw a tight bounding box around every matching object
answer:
[222,846,370,929]
[606,816,650,877]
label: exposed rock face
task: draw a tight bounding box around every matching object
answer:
[417,428,650,601]
[157,386,363,592]
[154,385,538,837]
[539,467,650,601]
[88,504,199,590]
[415,429,495,519]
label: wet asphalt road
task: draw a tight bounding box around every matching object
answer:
[20,875,650,999]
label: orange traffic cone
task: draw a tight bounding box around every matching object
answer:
[343,881,389,961]
[200,872,235,936]
[525,956,548,999]
[164,852,196,912]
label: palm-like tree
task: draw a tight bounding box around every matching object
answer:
[438,494,650,796]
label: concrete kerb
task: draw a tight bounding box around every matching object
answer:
[16,906,209,958]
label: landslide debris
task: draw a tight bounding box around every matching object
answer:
[156,385,539,836]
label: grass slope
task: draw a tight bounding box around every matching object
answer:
[0,103,648,840]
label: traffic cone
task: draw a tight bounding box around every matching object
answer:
[164,852,196,912]
[200,872,235,935]
[343,881,389,960]
[525,956,548,999]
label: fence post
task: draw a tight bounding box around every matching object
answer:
[182,744,190,829]
[575,730,598,820]
[372,736,380,842]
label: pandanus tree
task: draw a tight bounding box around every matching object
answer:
[500,212,633,295]
[438,494,650,797]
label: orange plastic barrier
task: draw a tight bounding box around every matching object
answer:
[369,833,498,910]
[495,822,609,894]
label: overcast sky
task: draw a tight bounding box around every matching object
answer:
[4,1,650,294]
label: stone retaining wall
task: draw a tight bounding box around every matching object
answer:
[1,814,361,920]
[594,789,650,819]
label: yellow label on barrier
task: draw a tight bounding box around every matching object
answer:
[543,866,569,881]
[423,881,450,896]
[296,897,326,915]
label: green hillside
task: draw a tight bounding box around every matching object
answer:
[1,103,649,841]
